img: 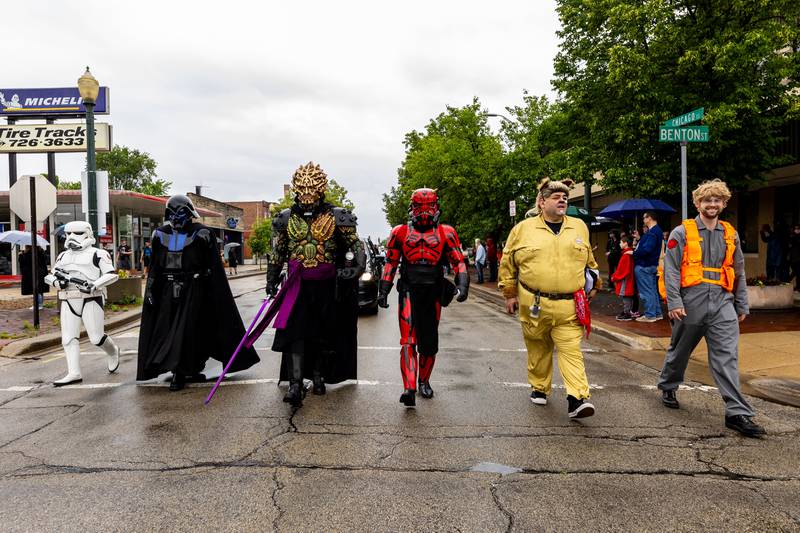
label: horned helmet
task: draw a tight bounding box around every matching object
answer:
[292,162,328,208]
[64,220,96,251]
[165,194,200,230]
[409,188,440,228]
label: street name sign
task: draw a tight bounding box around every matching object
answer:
[9,175,57,223]
[0,123,112,153]
[0,87,110,116]
[662,107,704,129]
[659,125,709,143]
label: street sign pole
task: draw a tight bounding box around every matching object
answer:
[29,177,39,329]
[681,141,688,220]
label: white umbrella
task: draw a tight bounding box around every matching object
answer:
[0,230,49,248]
[224,242,241,252]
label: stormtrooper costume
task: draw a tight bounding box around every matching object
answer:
[44,221,120,386]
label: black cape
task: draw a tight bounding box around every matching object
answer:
[137,223,259,380]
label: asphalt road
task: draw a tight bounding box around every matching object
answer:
[1,275,799,531]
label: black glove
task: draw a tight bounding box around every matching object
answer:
[377,280,393,308]
[455,271,469,302]
[266,263,282,297]
[144,277,156,306]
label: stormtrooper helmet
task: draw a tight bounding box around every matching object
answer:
[64,221,96,251]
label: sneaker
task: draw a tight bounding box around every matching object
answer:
[725,415,766,438]
[636,315,659,323]
[530,390,547,405]
[615,312,633,321]
[661,389,679,409]
[567,395,595,419]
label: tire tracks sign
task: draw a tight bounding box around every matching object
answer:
[0,123,112,153]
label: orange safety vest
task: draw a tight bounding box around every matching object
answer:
[658,219,736,301]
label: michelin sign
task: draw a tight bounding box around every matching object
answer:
[0,87,109,116]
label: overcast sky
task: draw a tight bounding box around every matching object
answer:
[2,0,561,237]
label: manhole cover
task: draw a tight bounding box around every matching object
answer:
[747,378,800,407]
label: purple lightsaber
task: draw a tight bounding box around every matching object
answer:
[204,296,271,405]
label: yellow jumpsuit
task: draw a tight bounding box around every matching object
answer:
[498,214,598,399]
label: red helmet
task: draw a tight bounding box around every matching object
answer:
[409,188,440,227]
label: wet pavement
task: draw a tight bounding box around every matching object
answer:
[1,275,799,531]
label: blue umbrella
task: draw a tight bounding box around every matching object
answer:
[598,199,676,220]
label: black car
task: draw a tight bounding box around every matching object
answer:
[358,238,383,314]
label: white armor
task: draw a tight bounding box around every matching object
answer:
[44,221,121,386]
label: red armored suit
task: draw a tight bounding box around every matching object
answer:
[378,188,469,407]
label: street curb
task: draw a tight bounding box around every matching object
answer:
[0,272,264,358]
[1,308,142,358]
[468,283,668,351]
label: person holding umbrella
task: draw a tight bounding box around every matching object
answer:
[19,245,49,309]
[633,211,664,322]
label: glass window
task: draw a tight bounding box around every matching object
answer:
[737,191,759,253]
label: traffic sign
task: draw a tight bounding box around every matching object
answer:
[9,175,57,223]
[659,125,709,143]
[662,108,704,129]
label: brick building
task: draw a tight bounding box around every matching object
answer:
[228,200,273,260]
[187,193,246,259]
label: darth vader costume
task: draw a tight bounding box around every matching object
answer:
[137,194,260,390]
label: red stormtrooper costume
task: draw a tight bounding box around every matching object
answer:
[378,188,469,407]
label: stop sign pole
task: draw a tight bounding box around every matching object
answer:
[29,177,40,329]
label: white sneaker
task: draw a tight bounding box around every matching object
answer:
[530,391,547,405]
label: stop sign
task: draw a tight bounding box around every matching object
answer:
[9,175,57,223]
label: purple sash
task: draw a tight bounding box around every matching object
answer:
[243,260,335,348]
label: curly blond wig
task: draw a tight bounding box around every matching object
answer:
[692,179,731,204]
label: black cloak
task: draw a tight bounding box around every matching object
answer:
[137,222,259,380]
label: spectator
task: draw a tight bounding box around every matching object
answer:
[633,211,663,322]
[228,247,239,275]
[474,238,486,284]
[19,245,49,308]
[790,224,800,292]
[117,238,133,273]
[485,236,498,282]
[140,240,152,275]
[611,236,636,321]
[760,224,783,280]
[605,230,621,288]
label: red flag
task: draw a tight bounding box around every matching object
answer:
[574,290,591,338]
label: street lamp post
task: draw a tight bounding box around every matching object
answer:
[77,67,100,234]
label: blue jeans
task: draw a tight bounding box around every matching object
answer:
[635,264,661,318]
[476,262,485,283]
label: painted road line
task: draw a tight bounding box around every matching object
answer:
[1,381,718,393]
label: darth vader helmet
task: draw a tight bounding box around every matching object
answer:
[165,194,200,229]
[64,221,96,251]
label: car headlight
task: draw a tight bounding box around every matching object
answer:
[360,272,373,282]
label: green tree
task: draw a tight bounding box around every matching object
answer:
[47,174,82,190]
[247,216,273,266]
[553,0,800,196]
[270,178,356,213]
[96,145,172,195]
[384,99,510,240]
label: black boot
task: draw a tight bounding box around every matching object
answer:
[169,372,185,391]
[312,372,326,395]
[284,380,305,407]
[399,388,416,407]
[283,353,305,407]
[418,381,434,399]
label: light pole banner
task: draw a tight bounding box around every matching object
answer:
[0,87,110,116]
[0,123,112,153]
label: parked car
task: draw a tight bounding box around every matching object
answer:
[358,238,383,313]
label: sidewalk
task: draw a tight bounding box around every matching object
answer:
[0,264,265,357]
[467,271,800,407]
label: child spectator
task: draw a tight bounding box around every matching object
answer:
[611,236,636,321]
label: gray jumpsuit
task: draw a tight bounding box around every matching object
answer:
[658,217,754,417]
